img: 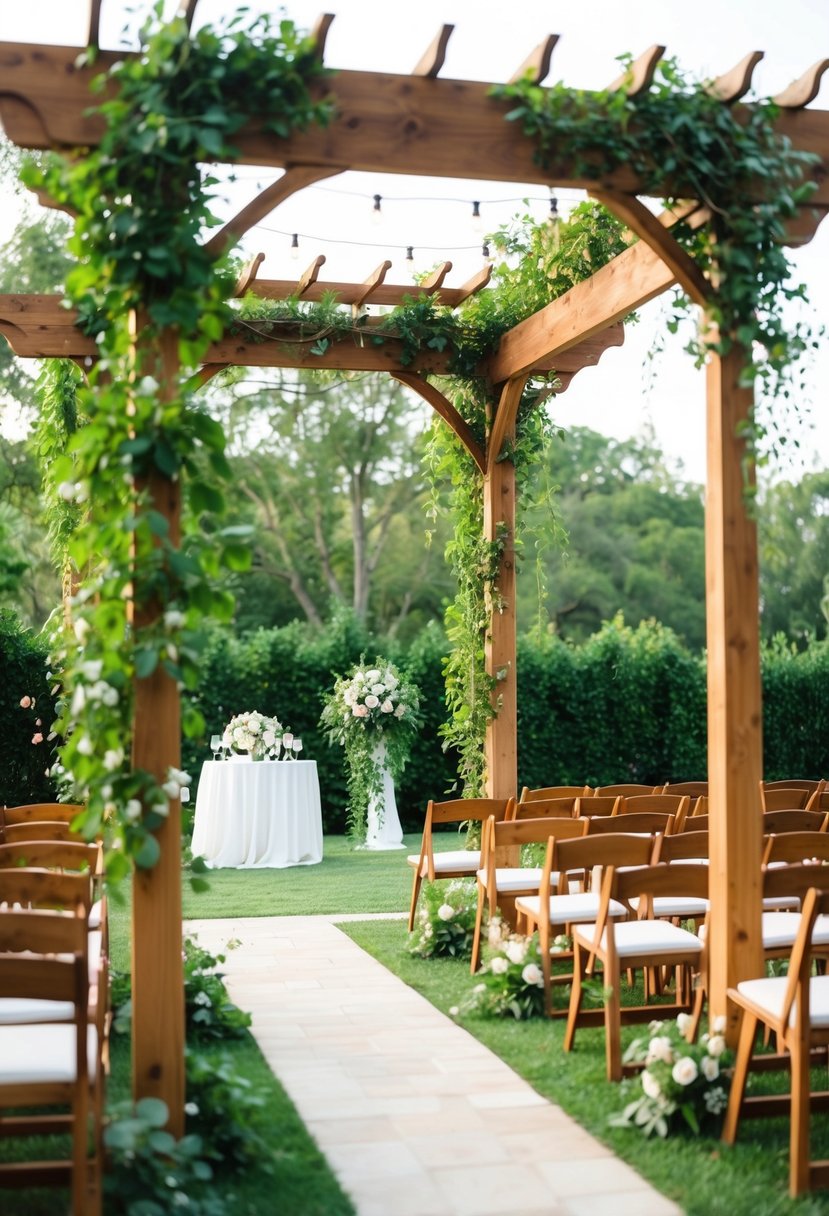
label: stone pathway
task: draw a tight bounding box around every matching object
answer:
[186,914,682,1216]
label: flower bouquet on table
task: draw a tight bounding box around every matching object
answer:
[319,656,420,843]
[609,1014,732,1138]
[222,711,283,761]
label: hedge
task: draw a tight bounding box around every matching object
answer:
[0,609,59,807]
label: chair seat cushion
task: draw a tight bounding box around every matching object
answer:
[574,919,703,959]
[89,899,104,929]
[761,912,829,951]
[0,998,75,1025]
[0,1024,98,1083]
[407,850,480,876]
[516,892,627,924]
[630,895,710,918]
[476,867,547,893]
[736,974,829,1027]
[762,896,801,911]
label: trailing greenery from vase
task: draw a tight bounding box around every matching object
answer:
[19,5,331,878]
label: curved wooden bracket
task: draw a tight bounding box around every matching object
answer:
[707,51,764,103]
[87,0,102,47]
[608,45,665,96]
[310,13,335,63]
[421,261,453,293]
[487,375,528,473]
[188,364,226,392]
[508,35,559,86]
[413,25,454,78]
[773,58,829,108]
[352,260,393,313]
[392,372,485,473]
[296,255,327,297]
[204,165,343,258]
[455,263,493,304]
[590,187,711,308]
[233,253,265,297]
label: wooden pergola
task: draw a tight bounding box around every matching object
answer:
[1,7,827,1131]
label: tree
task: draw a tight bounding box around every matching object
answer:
[759,470,829,643]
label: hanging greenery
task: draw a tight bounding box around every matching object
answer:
[20,5,332,878]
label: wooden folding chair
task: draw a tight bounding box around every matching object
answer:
[762,810,829,836]
[407,798,513,931]
[806,789,829,815]
[574,795,621,818]
[565,862,708,1080]
[763,832,829,867]
[0,907,103,1215]
[761,788,812,813]
[761,778,823,802]
[508,795,579,821]
[1,803,85,827]
[661,781,708,799]
[682,812,710,833]
[583,812,675,836]
[1,821,86,844]
[616,794,690,830]
[594,784,658,797]
[722,885,829,1196]
[519,785,591,801]
[470,815,589,973]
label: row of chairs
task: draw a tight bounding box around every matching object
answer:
[523,781,829,815]
[0,803,105,1215]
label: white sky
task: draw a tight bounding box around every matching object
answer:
[0,0,827,483]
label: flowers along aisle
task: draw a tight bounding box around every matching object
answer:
[321,658,420,849]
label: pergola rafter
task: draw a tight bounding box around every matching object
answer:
[1,10,827,1137]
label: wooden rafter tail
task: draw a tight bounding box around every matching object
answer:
[508,34,560,85]
[295,255,326,298]
[420,262,453,293]
[454,263,493,305]
[352,260,392,313]
[773,59,829,108]
[86,0,102,48]
[487,375,528,472]
[203,165,343,258]
[590,187,710,307]
[607,45,665,96]
[412,24,454,78]
[658,201,710,229]
[706,51,764,104]
[780,204,829,245]
[310,13,335,63]
[189,364,226,391]
[178,0,200,31]
[392,372,486,473]
[233,253,266,298]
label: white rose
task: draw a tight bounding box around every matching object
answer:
[490,956,509,974]
[642,1069,662,1100]
[707,1034,726,1058]
[168,767,191,788]
[365,694,380,709]
[73,618,90,644]
[365,669,380,682]
[81,659,103,681]
[164,609,185,630]
[521,963,543,987]
[262,730,275,747]
[58,480,76,501]
[712,1015,727,1035]
[701,1056,719,1082]
[136,375,159,396]
[371,683,386,696]
[125,799,143,822]
[104,748,123,771]
[100,683,119,707]
[448,1006,459,1017]
[162,780,181,799]
[671,1057,699,1087]
[394,704,405,718]
[380,700,394,713]
[504,940,527,965]
[676,1012,693,1036]
[646,1036,674,1065]
[437,904,455,922]
[76,736,93,756]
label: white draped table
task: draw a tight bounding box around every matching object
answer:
[191,759,323,869]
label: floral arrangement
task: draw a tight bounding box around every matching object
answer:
[320,656,420,841]
[222,711,282,761]
[450,921,570,1020]
[609,1014,732,1137]
[406,879,478,959]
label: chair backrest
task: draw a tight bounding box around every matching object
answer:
[661,781,708,798]
[761,779,823,796]
[1,821,86,845]
[772,886,829,1032]
[0,868,92,914]
[519,785,591,801]
[682,813,710,833]
[2,803,84,827]
[427,798,513,828]
[582,812,675,836]
[806,789,829,815]
[593,784,657,797]
[653,830,710,862]
[574,795,620,818]
[761,788,811,813]
[0,840,101,874]
[611,860,710,907]
[690,796,708,818]
[486,814,588,859]
[762,831,829,867]
[553,832,657,878]
[509,796,578,821]
[0,905,88,955]
[616,794,690,829]
[762,810,829,836]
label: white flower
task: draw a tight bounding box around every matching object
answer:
[380,699,394,713]
[193,990,212,1007]
[394,704,405,718]
[73,618,90,644]
[671,1057,699,1087]
[712,1015,727,1035]
[70,684,87,716]
[371,683,386,696]
[125,799,143,822]
[676,1012,693,1036]
[58,480,76,501]
[364,694,380,709]
[701,1056,719,1082]
[474,982,487,993]
[164,609,185,630]
[365,669,380,682]
[437,904,455,922]
[448,1005,459,1017]
[81,659,103,681]
[642,1069,662,1100]
[76,736,93,756]
[707,1034,727,1058]
[99,683,119,707]
[490,956,509,974]
[504,939,527,965]
[167,767,191,789]
[704,1086,728,1115]
[648,1019,665,1034]
[162,780,182,799]
[646,1036,674,1065]
[423,924,432,938]
[137,375,160,396]
[103,748,124,771]
[521,963,543,987]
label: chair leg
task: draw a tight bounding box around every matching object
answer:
[407,871,423,932]
[790,1036,812,1196]
[538,917,552,1017]
[564,941,585,1052]
[721,1010,757,1145]
[605,969,623,1082]
[470,886,485,975]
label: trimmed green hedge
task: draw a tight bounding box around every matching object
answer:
[0,610,59,807]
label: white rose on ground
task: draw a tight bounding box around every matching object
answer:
[671,1057,699,1086]
[676,1012,693,1036]
[380,700,394,713]
[701,1056,719,1082]
[521,963,543,987]
[642,1069,662,1100]
[437,904,455,921]
[448,1006,459,1017]
[712,1015,727,1035]
[364,694,380,709]
[646,1036,674,1065]
[490,956,509,974]
[707,1034,726,1057]
[504,940,527,965]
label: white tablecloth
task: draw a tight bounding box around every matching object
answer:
[191,759,323,869]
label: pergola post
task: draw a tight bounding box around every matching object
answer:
[129,322,186,1134]
[704,335,764,1035]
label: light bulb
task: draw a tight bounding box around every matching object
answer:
[372,194,382,226]
[290,233,299,261]
[471,200,482,232]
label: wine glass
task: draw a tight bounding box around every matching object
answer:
[292,737,303,760]
[282,732,294,759]
[210,734,222,761]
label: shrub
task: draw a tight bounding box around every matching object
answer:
[407,879,477,958]
[0,609,59,807]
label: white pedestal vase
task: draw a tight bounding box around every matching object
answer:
[362,739,405,850]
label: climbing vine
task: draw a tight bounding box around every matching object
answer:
[21,5,331,877]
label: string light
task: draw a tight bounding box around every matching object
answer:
[290,232,299,260]
[372,193,382,225]
[549,192,559,218]
[482,240,494,263]
[471,200,482,231]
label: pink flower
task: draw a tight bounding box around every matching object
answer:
[31,733,43,745]
[19,695,31,708]
[352,704,369,718]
